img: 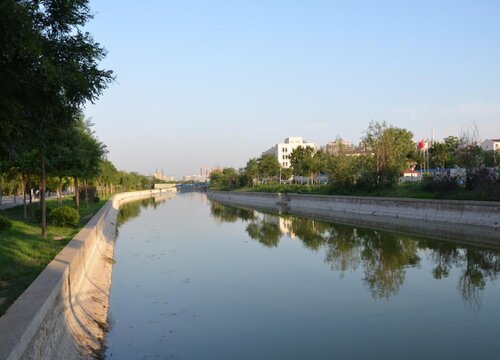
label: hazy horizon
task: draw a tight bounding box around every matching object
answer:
[84,0,500,177]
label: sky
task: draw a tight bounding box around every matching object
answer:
[84,0,500,177]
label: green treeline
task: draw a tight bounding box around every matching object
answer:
[0,1,156,237]
[210,122,500,200]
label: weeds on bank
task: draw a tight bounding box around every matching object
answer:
[231,182,500,201]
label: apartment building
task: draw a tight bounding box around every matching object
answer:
[263,136,316,168]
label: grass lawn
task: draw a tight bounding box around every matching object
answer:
[0,197,109,316]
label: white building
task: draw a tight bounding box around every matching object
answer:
[324,140,354,156]
[263,137,316,168]
[480,139,500,152]
[183,175,210,182]
[153,169,175,182]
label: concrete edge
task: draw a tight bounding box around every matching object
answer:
[208,190,500,247]
[0,189,176,360]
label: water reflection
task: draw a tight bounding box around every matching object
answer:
[210,202,500,308]
[117,194,174,227]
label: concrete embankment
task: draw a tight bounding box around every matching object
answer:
[0,189,176,360]
[208,191,500,247]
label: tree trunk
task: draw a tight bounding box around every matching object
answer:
[41,155,47,238]
[22,174,27,219]
[0,174,3,210]
[28,178,34,218]
[57,176,63,207]
[84,179,89,208]
[74,176,80,211]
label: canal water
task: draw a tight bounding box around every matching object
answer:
[105,192,500,359]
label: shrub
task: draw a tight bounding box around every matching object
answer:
[0,215,13,231]
[422,172,459,193]
[78,186,97,203]
[467,166,498,190]
[48,206,80,227]
[93,196,100,203]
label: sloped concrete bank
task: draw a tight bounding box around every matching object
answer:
[0,189,176,360]
[208,191,500,247]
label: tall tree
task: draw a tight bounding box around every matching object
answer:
[362,121,414,188]
[257,155,280,182]
[49,115,106,210]
[289,146,316,183]
[20,0,113,237]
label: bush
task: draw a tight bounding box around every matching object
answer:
[0,215,13,231]
[93,196,100,203]
[78,186,97,203]
[48,206,80,227]
[422,172,459,193]
[467,166,499,190]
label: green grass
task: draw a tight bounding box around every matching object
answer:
[225,182,500,201]
[0,197,109,316]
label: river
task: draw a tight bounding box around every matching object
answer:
[104,192,500,359]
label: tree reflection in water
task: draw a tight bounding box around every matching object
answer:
[210,201,500,308]
[117,196,173,228]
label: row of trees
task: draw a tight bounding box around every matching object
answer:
[210,121,499,193]
[0,1,157,236]
[210,121,415,189]
[0,117,158,217]
[1,0,113,236]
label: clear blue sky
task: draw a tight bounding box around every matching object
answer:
[84,0,500,177]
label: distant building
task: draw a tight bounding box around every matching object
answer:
[153,169,175,182]
[183,175,209,182]
[200,167,221,177]
[263,136,316,168]
[480,139,500,152]
[324,140,354,156]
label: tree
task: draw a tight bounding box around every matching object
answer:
[456,122,483,189]
[97,160,118,196]
[429,136,460,169]
[289,146,315,183]
[257,155,280,182]
[0,0,40,159]
[328,139,359,188]
[243,158,259,187]
[17,0,113,237]
[362,121,414,188]
[50,115,106,209]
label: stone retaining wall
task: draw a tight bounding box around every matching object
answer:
[0,189,176,360]
[208,191,500,247]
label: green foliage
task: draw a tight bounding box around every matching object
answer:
[48,206,80,227]
[427,136,460,170]
[210,168,242,189]
[422,172,460,193]
[258,155,281,180]
[0,215,13,231]
[327,140,360,188]
[289,146,315,178]
[78,185,97,202]
[362,121,414,188]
